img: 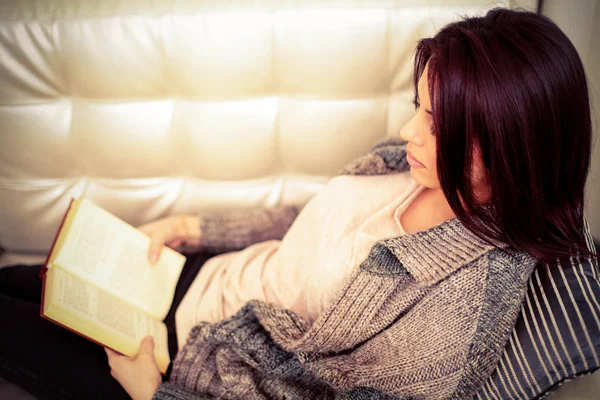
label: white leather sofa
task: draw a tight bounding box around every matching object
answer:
[0,0,597,398]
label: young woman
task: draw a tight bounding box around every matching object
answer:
[0,7,596,400]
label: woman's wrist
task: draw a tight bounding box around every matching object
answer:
[179,215,202,250]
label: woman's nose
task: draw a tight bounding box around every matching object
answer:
[399,115,424,145]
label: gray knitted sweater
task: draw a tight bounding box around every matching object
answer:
[153,138,537,400]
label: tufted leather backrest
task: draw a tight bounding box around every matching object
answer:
[0,0,535,263]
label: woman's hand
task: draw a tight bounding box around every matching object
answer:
[105,337,162,400]
[138,215,201,264]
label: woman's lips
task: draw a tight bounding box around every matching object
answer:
[407,151,425,168]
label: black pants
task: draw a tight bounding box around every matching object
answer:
[0,252,212,400]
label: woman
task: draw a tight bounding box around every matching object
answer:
[0,7,596,400]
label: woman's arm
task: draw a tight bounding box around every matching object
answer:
[139,205,302,262]
[142,136,405,260]
[197,205,301,255]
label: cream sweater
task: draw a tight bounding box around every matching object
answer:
[175,172,423,349]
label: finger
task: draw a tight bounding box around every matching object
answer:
[137,222,152,234]
[105,347,132,361]
[148,233,166,264]
[138,336,155,356]
[166,238,184,249]
[105,348,121,371]
[105,347,118,359]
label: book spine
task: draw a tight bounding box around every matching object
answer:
[39,198,76,278]
[40,197,77,318]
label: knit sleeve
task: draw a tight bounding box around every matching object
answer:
[197,205,301,255]
[338,136,409,176]
[153,382,208,400]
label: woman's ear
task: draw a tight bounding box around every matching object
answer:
[471,145,491,203]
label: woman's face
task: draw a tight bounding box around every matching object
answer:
[400,63,490,201]
[400,63,440,189]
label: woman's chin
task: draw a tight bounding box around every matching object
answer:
[409,167,439,189]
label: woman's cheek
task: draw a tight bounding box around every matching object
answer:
[409,165,441,189]
[426,158,441,188]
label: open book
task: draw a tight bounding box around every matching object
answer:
[40,198,186,374]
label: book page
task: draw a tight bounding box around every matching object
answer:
[43,266,171,373]
[53,199,186,320]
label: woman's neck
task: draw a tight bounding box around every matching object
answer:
[400,188,456,234]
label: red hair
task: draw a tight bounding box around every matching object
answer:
[414,8,596,263]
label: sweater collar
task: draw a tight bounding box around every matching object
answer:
[362,216,501,286]
[349,137,503,285]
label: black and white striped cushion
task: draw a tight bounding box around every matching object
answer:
[476,220,600,399]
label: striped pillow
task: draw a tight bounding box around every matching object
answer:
[476,222,600,399]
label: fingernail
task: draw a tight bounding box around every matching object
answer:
[150,252,158,264]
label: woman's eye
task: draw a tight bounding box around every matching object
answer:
[429,124,436,136]
[412,99,420,110]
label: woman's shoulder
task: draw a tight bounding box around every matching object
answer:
[485,247,538,283]
[443,246,537,292]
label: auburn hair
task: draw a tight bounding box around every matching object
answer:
[413,7,597,263]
